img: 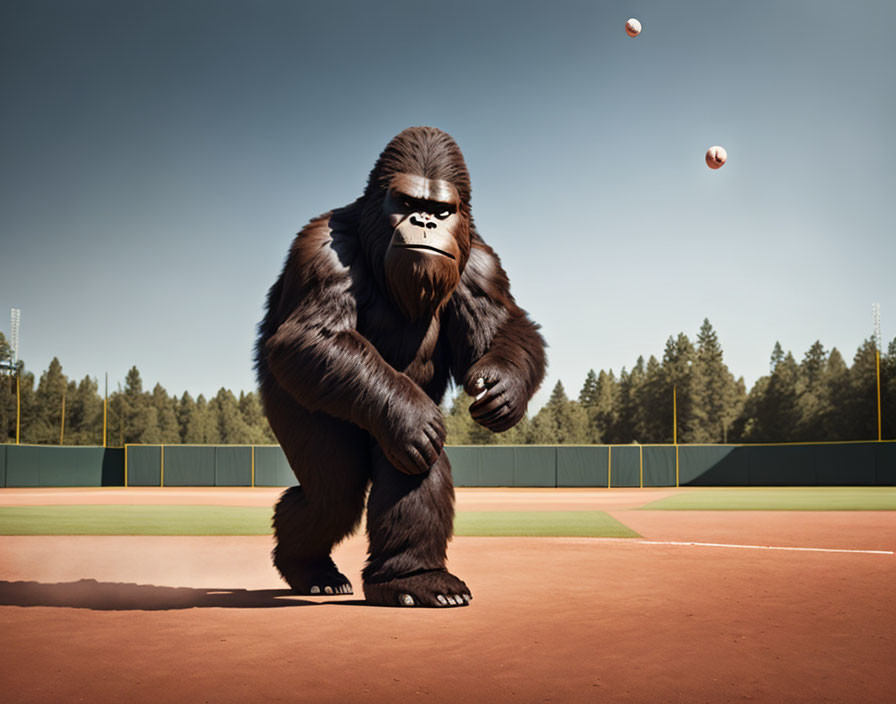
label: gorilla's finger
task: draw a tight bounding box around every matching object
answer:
[471,391,508,419]
[476,400,510,426]
[424,427,444,459]
[417,435,440,467]
[423,421,441,444]
[406,445,430,474]
[469,388,501,413]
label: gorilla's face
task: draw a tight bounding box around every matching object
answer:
[382,173,469,320]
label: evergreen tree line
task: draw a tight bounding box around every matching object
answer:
[0,335,274,446]
[445,319,896,445]
[3,320,894,446]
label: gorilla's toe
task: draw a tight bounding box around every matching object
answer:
[364,569,471,608]
[275,558,353,596]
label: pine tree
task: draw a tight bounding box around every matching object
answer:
[107,386,127,447]
[821,348,850,440]
[212,388,257,443]
[444,391,474,445]
[177,392,196,442]
[33,358,67,443]
[527,406,558,444]
[578,370,599,408]
[152,383,181,443]
[590,370,617,443]
[544,380,589,443]
[121,367,161,443]
[609,360,648,444]
[693,319,742,442]
[0,374,12,442]
[640,355,669,442]
[796,341,829,440]
[770,341,785,372]
[753,350,801,441]
[17,370,38,443]
[238,391,275,442]
[661,334,698,443]
[548,381,568,407]
[0,333,14,441]
[883,338,896,440]
[68,376,103,445]
[191,394,221,444]
[844,340,879,440]
[495,413,530,445]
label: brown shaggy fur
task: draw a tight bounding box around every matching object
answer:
[256,127,546,607]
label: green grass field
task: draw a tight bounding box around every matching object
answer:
[454,511,639,537]
[0,506,639,537]
[642,487,896,511]
[2,488,892,535]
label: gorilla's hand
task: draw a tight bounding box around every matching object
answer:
[464,363,529,433]
[373,375,446,475]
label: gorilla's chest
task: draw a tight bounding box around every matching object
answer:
[357,298,443,385]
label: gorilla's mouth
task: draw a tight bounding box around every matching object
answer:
[392,244,456,260]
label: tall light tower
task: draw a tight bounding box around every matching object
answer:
[873,303,882,441]
[10,308,20,366]
[8,308,22,444]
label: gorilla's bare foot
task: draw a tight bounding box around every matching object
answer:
[275,557,353,596]
[363,569,471,608]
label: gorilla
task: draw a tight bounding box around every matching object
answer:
[256,126,546,607]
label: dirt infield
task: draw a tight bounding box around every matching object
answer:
[1,489,894,703]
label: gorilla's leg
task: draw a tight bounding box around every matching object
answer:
[363,448,471,607]
[272,483,365,595]
[266,389,370,595]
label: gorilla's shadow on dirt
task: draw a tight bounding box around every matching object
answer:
[0,579,328,610]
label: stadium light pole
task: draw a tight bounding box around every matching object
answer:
[59,384,66,445]
[16,373,20,444]
[673,384,679,487]
[873,303,882,442]
[673,385,677,445]
[104,372,108,448]
[11,309,21,444]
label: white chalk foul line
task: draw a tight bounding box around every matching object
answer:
[637,540,894,555]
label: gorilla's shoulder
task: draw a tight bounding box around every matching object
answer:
[288,211,359,279]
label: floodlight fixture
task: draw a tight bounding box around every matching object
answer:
[11,308,20,365]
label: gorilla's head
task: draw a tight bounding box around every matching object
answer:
[360,127,473,321]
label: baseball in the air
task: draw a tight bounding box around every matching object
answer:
[625,18,642,37]
[705,146,727,170]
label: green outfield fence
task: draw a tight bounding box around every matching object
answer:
[1,441,894,488]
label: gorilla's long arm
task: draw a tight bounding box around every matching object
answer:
[261,222,445,474]
[445,236,547,431]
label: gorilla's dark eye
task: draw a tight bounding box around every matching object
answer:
[436,210,450,220]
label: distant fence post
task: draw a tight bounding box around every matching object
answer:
[639,445,643,488]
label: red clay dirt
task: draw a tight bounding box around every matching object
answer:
[1,489,894,703]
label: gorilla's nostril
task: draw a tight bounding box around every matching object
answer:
[426,221,437,229]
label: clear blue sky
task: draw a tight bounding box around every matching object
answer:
[1,0,894,411]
